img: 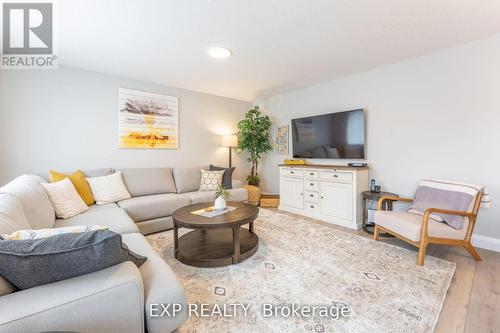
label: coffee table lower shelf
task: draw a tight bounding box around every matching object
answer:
[175,228,259,267]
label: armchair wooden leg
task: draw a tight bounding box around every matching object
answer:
[373,224,379,241]
[417,241,428,266]
[463,242,482,261]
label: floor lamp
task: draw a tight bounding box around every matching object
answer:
[222,135,238,168]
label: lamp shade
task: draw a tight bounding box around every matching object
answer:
[222,134,238,147]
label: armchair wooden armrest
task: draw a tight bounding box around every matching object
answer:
[423,207,475,218]
[377,195,413,210]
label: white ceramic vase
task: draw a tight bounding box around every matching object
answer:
[214,196,227,210]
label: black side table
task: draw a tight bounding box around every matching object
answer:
[362,191,399,237]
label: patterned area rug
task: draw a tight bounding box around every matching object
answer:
[146,208,455,333]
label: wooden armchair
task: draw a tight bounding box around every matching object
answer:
[373,192,483,266]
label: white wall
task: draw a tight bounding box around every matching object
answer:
[0,66,251,184]
[258,34,500,239]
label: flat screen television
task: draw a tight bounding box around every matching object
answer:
[291,109,365,159]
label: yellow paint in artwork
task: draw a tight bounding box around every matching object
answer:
[120,114,177,148]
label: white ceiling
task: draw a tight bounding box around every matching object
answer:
[57,0,500,101]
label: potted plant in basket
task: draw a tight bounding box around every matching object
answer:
[237,106,272,205]
[237,106,272,187]
[214,184,231,210]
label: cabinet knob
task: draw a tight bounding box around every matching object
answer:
[333,175,338,178]
[290,171,294,174]
[310,205,315,208]
[310,183,314,186]
[300,193,303,196]
[310,172,314,175]
[309,194,314,197]
[321,196,324,199]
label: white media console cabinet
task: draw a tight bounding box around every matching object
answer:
[278,164,369,230]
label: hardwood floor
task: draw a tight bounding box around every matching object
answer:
[267,208,500,333]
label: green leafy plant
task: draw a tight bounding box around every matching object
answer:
[214,184,231,200]
[237,106,272,186]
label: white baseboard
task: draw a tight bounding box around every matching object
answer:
[471,234,500,253]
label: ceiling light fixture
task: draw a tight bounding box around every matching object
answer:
[207,46,232,59]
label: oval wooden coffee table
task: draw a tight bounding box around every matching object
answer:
[172,201,259,267]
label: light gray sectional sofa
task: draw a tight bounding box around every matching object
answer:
[0,166,248,333]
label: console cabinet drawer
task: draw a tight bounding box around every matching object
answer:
[305,202,320,213]
[319,171,353,182]
[304,180,319,191]
[305,190,319,203]
[304,169,319,179]
[281,168,304,178]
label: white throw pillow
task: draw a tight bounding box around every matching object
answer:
[1,225,108,240]
[199,169,224,191]
[41,178,89,219]
[86,171,131,205]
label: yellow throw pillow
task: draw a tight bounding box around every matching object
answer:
[49,170,95,206]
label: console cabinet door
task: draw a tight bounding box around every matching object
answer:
[280,177,304,209]
[320,181,353,220]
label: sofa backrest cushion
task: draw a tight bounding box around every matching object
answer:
[36,168,114,181]
[0,175,55,230]
[119,168,177,197]
[0,194,31,235]
[173,166,208,193]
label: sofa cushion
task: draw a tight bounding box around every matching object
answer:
[136,216,173,235]
[122,233,188,333]
[187,188,248,204]
[0,175,55,230]
[54,207,139,234]
[118,194,190,222]
[173,166,207,193]
[87,202,119,211]
[0,194,31,235]
[374,210,468,242]
[232,179,243,189]
[120,167,177,197]
[0,230,146,289]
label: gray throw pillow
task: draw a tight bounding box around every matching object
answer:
[209,165,235,189]
[0,230,146,289]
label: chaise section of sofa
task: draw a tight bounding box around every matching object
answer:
[0,262,145,333]
[0,174,189,333]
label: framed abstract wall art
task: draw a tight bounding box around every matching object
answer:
[276,125,289,154]
[118,88,179,149]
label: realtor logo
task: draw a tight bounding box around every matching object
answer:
[1,2,57,69]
